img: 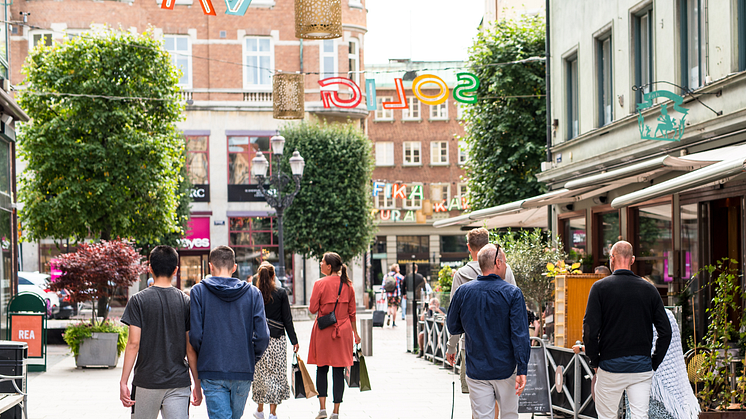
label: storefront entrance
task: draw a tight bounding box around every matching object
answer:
[179,253,209,291]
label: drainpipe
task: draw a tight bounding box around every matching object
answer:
[300,39,303,74]
[302,256,307,305]
[545,0,553,234]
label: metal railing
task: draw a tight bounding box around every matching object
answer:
[545,345,596,419]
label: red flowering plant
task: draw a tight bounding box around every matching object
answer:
[49,239,146,323]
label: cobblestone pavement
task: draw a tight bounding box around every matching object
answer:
[28,312,535,419]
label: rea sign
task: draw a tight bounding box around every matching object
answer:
[11,315,42,357]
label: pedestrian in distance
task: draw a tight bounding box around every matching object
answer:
[189,246,270,419]
[582,241,671,419]
[120,245,202,419]
[594,266,612,276]
[382,263,404,326]
[447,243,530,419]
[252,262,299,419]
[405,263,427,302]
[308,252,362,419]
[417,297,445,358]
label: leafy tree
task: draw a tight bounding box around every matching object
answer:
[463,17,547,210]
[280,121,375,263]
[17,30,187,244]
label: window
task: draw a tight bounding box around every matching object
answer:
[396,236,429,255]
[431,141,448,165]
[560,215,587,257]
[375,142,394,166]
[430,101,448,120]
[566,55,579,140]
[375,192,395,209]
[320,40,337,81]
[403,184,423,209]
[30,31,53,50]
[595,211,619,265]
[635,204,673,284]
[228,136,272,184]
[244,37,273,90]
[186,136,209,184]
[348,38,359,85]
[680,0,702,90]
[597,33,613,126]
[456,103,465,120]
[458,140,468,165]
[634,9,654,106]
[402,97,420,120]
[457,183,469,201]
[164,35,191,88]
[430,183,450,203]
[739,0,746,71]
[229,217,293,286]
[441,235,468,253]
[403,142,421,165]
[375,97,393,120]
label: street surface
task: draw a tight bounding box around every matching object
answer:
[27,312,537,419]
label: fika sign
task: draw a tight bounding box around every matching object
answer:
[637,90,689,141]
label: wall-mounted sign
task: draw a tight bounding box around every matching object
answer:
[227,184,266,202]
[190,184,210,202]
[180,217,211,250]
[637,90,689,141]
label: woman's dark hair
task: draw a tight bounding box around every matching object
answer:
[256,263,276,305]
[323,252,350,285]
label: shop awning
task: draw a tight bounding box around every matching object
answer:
[611,156,746,208]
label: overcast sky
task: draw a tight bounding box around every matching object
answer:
[364,0,483,65]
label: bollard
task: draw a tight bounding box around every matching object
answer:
[360,318,373,356]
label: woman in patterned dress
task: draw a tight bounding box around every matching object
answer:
[252,263,298,419]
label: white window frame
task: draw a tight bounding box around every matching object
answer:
[375,193,395,209]
[320,39,338,82]
[164,34,193,89]
[348,0,363,8]
[375,97,393,121]
[243,36,274,91]
[375,142,394,166]
[347,38,360,86]
[29,30,53,51]
[402,97,420,121]
[431,141,449,165]
[456,103,465,120]
[402,141,421,166]
[457,183,469,199]
[403,183,423,209]
[430,183,451,203]
[458,140,468,165]
[430,100,448,120]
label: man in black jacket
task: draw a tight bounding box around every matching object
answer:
[582,241,671,419]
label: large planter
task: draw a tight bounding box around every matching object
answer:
[700,412,746,419]
[76,332,119,368]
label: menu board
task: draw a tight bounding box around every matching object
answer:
[518,346,551,413]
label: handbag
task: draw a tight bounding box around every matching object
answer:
[292,354,318,399]
[317,277,344,330]
[344,349,360,388]
[266,318,284,335]
[358,348,371,391]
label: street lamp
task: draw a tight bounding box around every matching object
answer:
[251,135,305,286]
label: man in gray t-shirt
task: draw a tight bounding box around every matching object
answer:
[120,246,202,419]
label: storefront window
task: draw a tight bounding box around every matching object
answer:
[396,236,429,255]
[185,136,209,184]
[180,254,208,291]
[596,211,619,265]
[681,203,699,281]
[561,216,586,259]
[440,235,467,253]
[636,204,673,284]
[0,210,11,334]
[229,217,292,298]
[228,136,272,185]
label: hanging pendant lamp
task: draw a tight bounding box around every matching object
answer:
[295,0,342,39]
[273,73,305,120]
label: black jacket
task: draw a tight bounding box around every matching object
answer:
[582,269,671,370]
[264,288,298,345]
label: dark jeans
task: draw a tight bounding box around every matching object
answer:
[316,366,345,403]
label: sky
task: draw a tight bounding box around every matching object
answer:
[364,0,483,65]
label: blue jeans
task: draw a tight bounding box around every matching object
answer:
[201,379,252,419]
[401,297,407,320]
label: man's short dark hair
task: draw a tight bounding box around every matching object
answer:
[467,228,490,252]
[594,266,612,276]
[150,245,179,278]
[210,246,236,271]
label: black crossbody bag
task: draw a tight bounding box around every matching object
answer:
[317,277,344,330]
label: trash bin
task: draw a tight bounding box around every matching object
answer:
[0,341,27,419]
[359,318,372,357]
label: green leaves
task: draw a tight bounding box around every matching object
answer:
[17,29,187,242]
[280,121,375,263]
[462,17,547,210]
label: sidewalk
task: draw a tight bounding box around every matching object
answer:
[28,313,532,419]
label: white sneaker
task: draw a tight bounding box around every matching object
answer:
[330,414,339,419]
[315,410,328,419]
[268,414,277,419]
[253,411,264,419]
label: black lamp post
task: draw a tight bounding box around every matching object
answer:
[251,135,305,286]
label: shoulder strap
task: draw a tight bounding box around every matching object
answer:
[331,276,344,313]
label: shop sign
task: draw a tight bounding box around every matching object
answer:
[190,184,210,202]
[180,217,211,250]
[11,315,42,357]
[227,184,266,202]
[637,90,689,141]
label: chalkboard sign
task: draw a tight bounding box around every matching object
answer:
[519,346,551,413]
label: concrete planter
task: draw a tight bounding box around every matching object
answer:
[700,412,746,419]
[76,332,119,368]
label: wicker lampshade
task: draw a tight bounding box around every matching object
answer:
[273,73,305,120]
[421,199,433,216]
[415,210,427,224]
[295,0,342,39]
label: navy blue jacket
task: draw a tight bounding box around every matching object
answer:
[189,276,270,381]
[447,273,530,380]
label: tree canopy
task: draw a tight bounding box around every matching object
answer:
[281,121,375,263]
[18,30,187,242]
[463,17,547,210]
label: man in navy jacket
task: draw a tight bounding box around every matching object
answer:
[190,246,270,419]
[447,244,530,419]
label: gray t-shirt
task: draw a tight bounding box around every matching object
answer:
[121,286,191,389]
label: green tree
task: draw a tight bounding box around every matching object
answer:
[463,17,547,210]
[17,30,187,244]
[281,121,375,263]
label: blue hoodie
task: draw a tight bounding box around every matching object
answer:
[189,276,270,381]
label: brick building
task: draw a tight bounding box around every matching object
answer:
[11,0,368,304]
[366,60,471,285]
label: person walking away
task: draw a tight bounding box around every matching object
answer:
[409,264,426,302]
[594,266,612,276]
[447,244,529,419]
[190,246,270,419]
[400,265,408,321]
[446,228,516,395]
[383,264,404,327]
[120,245,202,419]
[252,262,299,419]
[308,252,362,419]
[582,241,671,419]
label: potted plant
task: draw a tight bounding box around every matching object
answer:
[50,239,145,367]
[435,265,453,310]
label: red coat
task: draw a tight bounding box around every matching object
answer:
[307,275,357,367]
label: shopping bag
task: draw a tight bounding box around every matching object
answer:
[358,349,371,391]
[344,349,360,388]
[292,354,318,399]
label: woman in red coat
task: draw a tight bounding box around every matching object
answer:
[308,252,361,419]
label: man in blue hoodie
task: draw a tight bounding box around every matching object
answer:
[190,246,270,419]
